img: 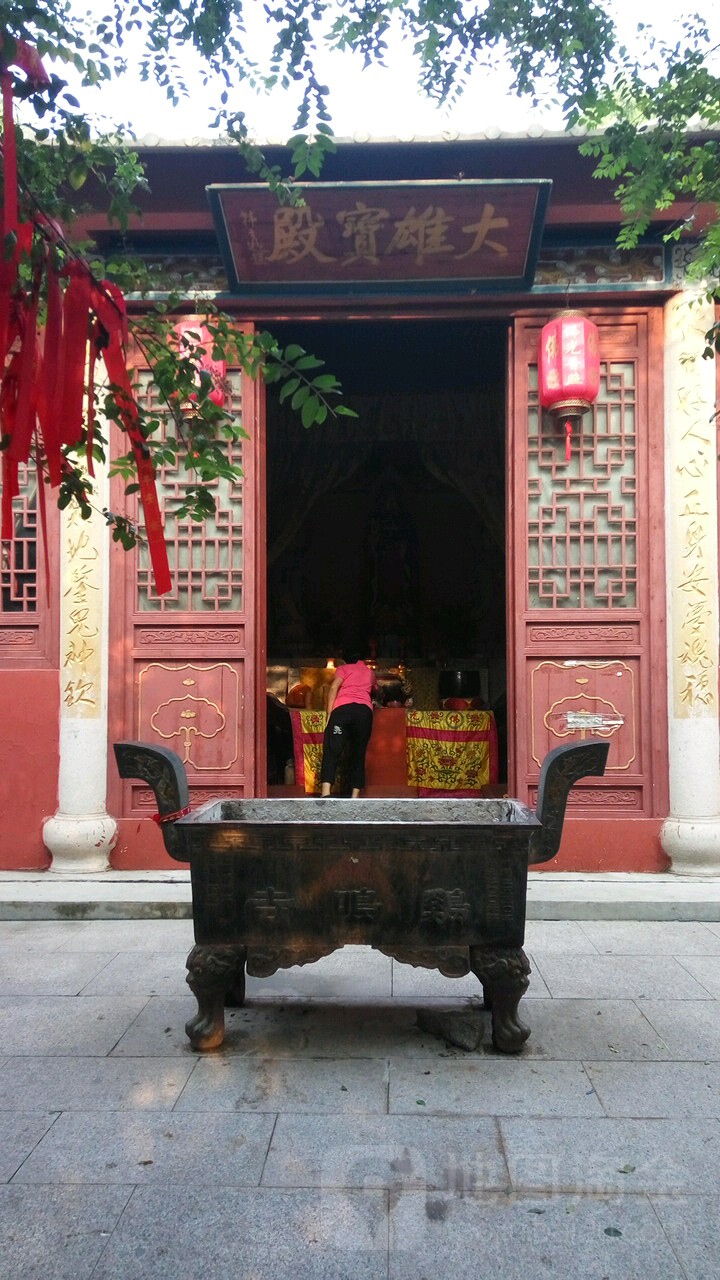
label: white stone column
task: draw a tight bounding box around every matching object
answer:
[661,289,720,874]
[43,458,117,873]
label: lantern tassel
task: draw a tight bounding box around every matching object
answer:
[565,419,572,463]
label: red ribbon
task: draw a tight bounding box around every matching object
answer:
[1,70,18,240]
[37,252,64,484]
[1,38,171,600]
[58,264,92,446]
[0,71,18,367]
[94,282,171,596]
[152,805,191,825]
[1,41,49,361]
[0,453,18,541]
[7,283,40,461]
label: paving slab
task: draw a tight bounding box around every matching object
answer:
[174,1055,389,1114]
[246,946,393,1003]
[524,920,601,953]
[54,919,195,951]
[650,1195,720,1280]
[12,1110,275,1185]
[0,921,86,949]
[111,998,476,1060]
[0,914,719,1279]
[388,1191,685,1280]
[0,950,117,996]
[390,955,551,1000]
[0,1056,196,1111]
[500,998,671,1061]
[388,1058,604,1117]
[89,1186,388,1280]
[109,996,202,1057]
[0,1185,134,1280]
[500,1116,720,1194]
[78,951,195,997]
[531,953,715,1000]
[0,1111,57,1182]
[389,961,484,1001]
[584,1060,720,1118]
[671,954,720,997]
[578,920,720,954]
[262,1114,507,1190]
[637,998,720,1060]
[0,995,149,1055]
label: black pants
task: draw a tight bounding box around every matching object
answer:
[320,703,373,791]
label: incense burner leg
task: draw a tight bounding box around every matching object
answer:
[470,945,531,1053]
[225,968,247,1009]
[185,944,247,1050]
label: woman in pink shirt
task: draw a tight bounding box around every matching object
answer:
[320,651,378,798]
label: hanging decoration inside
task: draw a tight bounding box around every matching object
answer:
[539,310,601,462]
[0,39,171,596]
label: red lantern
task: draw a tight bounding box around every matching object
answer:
[174,321,229,410]
[539,310,600,462]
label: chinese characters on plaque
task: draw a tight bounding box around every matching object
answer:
[208,180,550,295]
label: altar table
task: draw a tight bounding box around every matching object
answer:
[405,709,498,796]
[290,707,498,795]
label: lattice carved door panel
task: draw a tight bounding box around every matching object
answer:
[0,462,58,668]
[108,345,264,820]
[509,310,667,816]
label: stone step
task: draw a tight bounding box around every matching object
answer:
[1,870,719,922]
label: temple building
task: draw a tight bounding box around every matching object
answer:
[1,131,718,876]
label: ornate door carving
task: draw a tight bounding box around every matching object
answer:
[509,309,667,818]
[108,328,265,825]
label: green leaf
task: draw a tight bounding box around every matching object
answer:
[301,394,321,427]
[295,354,324,370]
[68,161,88,190]
[279,376,301,403]
[291,386,310,410]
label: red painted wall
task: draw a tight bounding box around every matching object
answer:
[540,819,668,874]
[111,817,186,871]
[0,670,58,869]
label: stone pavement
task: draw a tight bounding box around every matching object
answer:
[1,917,720,1278]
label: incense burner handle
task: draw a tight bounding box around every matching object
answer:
[114,740,189,860]
[529,740,610,865]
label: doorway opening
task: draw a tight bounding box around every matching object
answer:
[264,317,508,793]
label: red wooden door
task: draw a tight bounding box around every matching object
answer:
[508,308,668,870]
[107,324,267,866]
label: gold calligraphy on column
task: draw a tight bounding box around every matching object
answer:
[61,502,103,717]
[671,300,717,714]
